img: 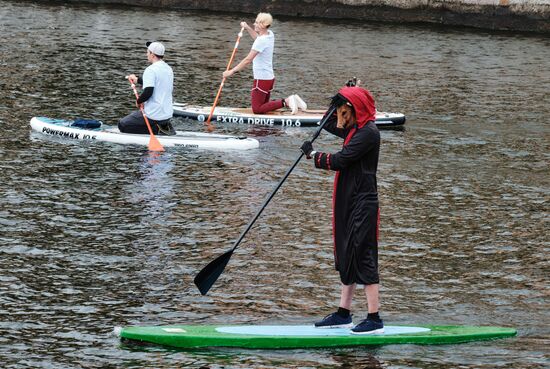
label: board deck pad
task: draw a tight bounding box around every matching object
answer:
[119,324,517,349]
[231,108,327,116]
[215,325,431,336]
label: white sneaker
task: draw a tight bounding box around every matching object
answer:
[287,95,298,115]
[293,94,308,111]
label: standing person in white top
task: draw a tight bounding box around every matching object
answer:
[120,41,175,135]
[222,13,307,115]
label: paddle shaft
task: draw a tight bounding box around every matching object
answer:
[205,27,245,127]
[129,81,155,137]
[230,104,337,252]
[193,105,337,295]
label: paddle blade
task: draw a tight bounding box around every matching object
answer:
[148,134,165,152]
[194,249,234,295]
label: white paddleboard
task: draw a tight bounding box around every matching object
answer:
[173,103,406,128]
[30,117,259,150]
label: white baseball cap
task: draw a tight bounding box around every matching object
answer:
[146,41,165,56]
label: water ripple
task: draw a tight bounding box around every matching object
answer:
[0,1,548,368]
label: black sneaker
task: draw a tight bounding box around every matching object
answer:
[351,318,384,335]
[314,312,353,328]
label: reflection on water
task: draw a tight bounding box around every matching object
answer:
[0,1,548,368]
[128,152,176,225]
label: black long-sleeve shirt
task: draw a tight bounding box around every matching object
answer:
[135,76,154,104]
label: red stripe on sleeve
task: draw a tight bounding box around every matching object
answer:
[376,207,380,241]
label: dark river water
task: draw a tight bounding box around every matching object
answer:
[1,1,549,368]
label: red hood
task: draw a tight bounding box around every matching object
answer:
[338,87,376,128]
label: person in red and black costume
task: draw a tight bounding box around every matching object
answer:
[300,86,383,335]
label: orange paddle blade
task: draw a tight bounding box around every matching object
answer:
[148,134,165,152]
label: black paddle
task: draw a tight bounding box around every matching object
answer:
[194,104,338,295]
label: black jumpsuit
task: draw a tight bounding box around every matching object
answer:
[313,116,381,285]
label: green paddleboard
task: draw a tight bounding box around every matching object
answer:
[118,324,516,349]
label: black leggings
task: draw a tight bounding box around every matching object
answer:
[118,110,171,134]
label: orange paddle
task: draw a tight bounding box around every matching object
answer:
[204,27,245,132]
[127,78,164,152]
